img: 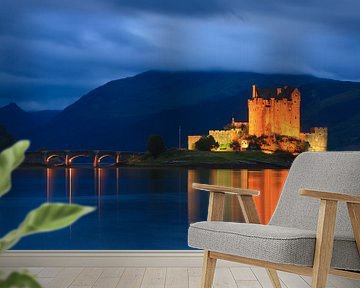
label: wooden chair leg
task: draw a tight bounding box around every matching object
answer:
[266,269,282,288]
[347,202,360,254]
[201,251,217,288]
[237,195,282,287]
[311,200,337,288]
[200,191,224,288]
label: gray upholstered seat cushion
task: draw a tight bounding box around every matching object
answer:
[188,221,360,271]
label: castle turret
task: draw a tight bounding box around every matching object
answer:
[248,85,301,137]
[252,84,257,98]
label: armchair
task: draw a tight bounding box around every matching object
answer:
[188,152,360,288]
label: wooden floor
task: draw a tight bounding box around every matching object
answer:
[2,266,360,288]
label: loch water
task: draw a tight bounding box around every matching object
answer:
[0,166,288,249]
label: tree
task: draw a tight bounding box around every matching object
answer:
[195,135,219,151]
[0,124,15,152]
[230,140,240,152]
[245,135,268,150]
[294,140,310,153]
[245,135,261,150]
[147,135,166,157]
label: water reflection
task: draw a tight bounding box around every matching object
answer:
[188,169,288,224]
[4,166,289,249]
[46,168,52,202]
[95,168,101,209]
[46,167,287,224]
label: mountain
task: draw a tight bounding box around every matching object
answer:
[30,110,61,125]
[299,80,360,149]
[0,124,15,151]
[0,103,37,138]
[0,103,60,140]
[4,71,360,151]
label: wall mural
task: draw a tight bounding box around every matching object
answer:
[0,0,359,250]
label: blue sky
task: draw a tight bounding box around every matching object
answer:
[0,0,359,110]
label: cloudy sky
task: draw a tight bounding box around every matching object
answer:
[1,0,359,110]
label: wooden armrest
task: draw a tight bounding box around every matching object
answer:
[192,183,260,196]
[194,183,261,223]
[299,189,360,204]
[300,188,360,272]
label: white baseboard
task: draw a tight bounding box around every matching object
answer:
[0,250,246,267]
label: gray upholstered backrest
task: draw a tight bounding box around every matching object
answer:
[269,152,360,239]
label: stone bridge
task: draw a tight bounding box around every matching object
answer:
[41,150,122,167]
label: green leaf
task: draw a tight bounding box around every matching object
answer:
[0,230,18,254]
[0,271,41,288]
[0,140,30,197]
[0,203,95,251]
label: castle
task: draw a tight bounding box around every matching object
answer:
[188,85,328,153]
[249,85,300,137]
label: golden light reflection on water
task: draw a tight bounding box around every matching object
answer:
[46,167,111,209]
[46,168,53,202]
[116,167,120,195]
[45,167,287,225]
[97,168,101,209]
[188,169,288,224]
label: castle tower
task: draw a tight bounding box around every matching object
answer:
[248,85,301,137]
[252,84,257,98]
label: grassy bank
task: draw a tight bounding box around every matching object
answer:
[127,149,294,168]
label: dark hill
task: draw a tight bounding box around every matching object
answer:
[21,71,360,150]
[30,110,61,125]
[0,103,37,138]
[0,103,61,141]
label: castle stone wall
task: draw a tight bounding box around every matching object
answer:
[248,89,300,137]
[209,129,241,145]
[188,135,202,150]
[301,127,328,152]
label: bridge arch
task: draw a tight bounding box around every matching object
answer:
[68,154,92,165]
[43,150,121,167]
[46,154,65,166]
[94,154,116,167]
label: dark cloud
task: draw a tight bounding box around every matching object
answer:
[0,0,359,110]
